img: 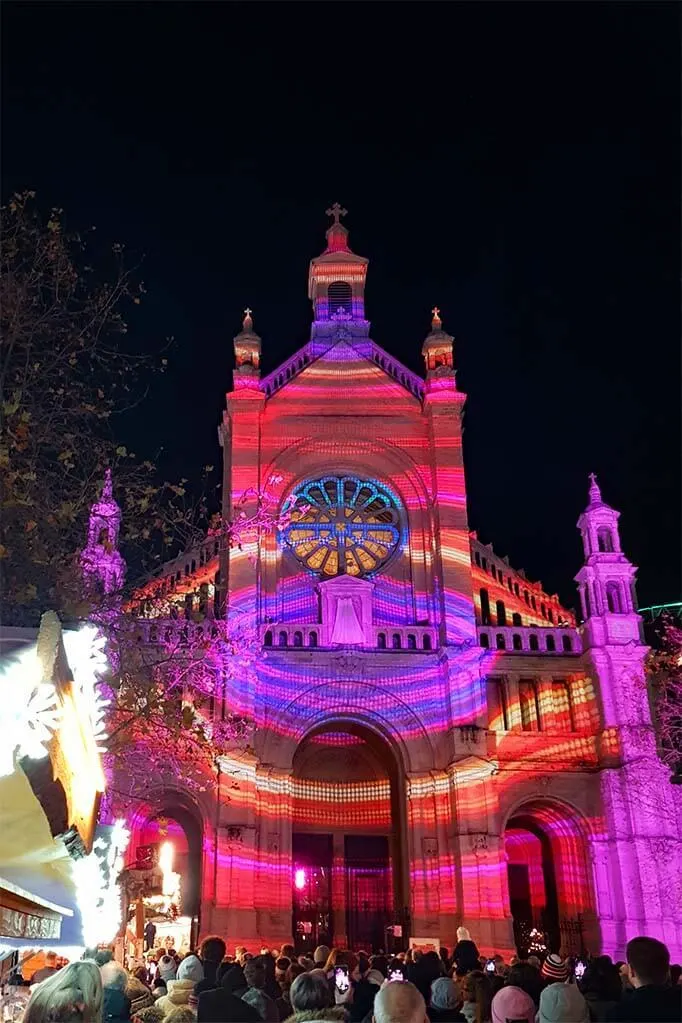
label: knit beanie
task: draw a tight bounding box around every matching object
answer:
[158,956,177,981]
[491,986,536,1023]
[539,982,590,1023]
[431,977,458,1011]
[177,955,205,985]
[541,955,570,983]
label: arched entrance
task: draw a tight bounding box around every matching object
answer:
[504,799,595,956]
[291,721,407,952]
[129,801,203,953]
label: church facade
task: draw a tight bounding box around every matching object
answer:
[105,208,682,958]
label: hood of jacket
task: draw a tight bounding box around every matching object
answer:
[157,979,195,1012]
[283,1009,348,1023]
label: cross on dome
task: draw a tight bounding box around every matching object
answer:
[243,307,254,331]
[431,306,442,330]
[588,472,603,505]
[325,203,348,225]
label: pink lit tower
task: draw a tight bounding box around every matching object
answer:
[80,468,126,598]
[576,474,682,957]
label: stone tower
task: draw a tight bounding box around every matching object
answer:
[80,469,125,598]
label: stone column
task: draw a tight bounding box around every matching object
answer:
[331,832,347,947]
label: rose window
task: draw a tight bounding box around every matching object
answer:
[281,476,401,577]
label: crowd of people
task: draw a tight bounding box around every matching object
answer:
[9,928,682,1023]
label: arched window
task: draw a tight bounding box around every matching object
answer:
[407,634,417,650]
[480,633,490,649]
[496,600,507,626]
[392,633,402,649]
[540,603,546,619]
[513,633,522,650]
[514,583,520,597]
[529,632,539,651]
[327,281,352,317]
[496,633,506,650]
[524,589,530,605]
[562,635,572,652]
[584,587,592,618]
[309,631,318,648]
[377,633,387,649]
[606,582,622,614]
[546,634,556,652]
[97,527,109,546]
[548,608,554,623]
[264,630,273,647]
[531,596,537,611]
[474,551,481,566]
[293,631,303,647]
[519,680,541,731]
[480,588,491,625]
[423,634,432,650]
[512,612,523,627]
[597,527,614,553]
[278,631,287,647]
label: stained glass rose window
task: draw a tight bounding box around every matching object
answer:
[281,476,401,577]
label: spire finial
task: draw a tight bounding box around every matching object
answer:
[588,472,602,505]
[325,202,348,226]
[243,307,253,332]
[102,467,113,500]
[431,306,442,330]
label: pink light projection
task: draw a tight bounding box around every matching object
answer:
[109,210,682,961]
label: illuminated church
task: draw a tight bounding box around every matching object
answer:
[101,207,682,959]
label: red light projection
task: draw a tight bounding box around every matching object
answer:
[113,211,682,961]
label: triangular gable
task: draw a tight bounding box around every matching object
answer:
[261,338,424,411]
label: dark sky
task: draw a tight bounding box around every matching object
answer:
[3,2,680,610]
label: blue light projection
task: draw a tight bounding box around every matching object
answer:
[281,476,401,577]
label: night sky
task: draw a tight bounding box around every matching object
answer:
[3,2,680,610]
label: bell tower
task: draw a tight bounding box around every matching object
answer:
[80,469,125,598]
[575,473,643,648]
[308,204,369,351]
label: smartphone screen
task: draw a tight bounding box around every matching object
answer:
[335,967,350,993]
[574,961,586,980]
[485,960,495,973]
[389,968,404,982]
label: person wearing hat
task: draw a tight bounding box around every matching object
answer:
[429,977,465,1022]
[538,983,589,1023]
[541,955,570,984]
[491,985,536,1023]
[314,946,330,967]
[157,957,177,984]
[157,955,204,1017]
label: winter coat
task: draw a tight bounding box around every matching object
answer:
[606,985,681,1023]
[282,1008,348,1023]
[453,940,480,973]
[156,979,196,1016]
[103,988,132,1023]
[242,988,280,1023]
[198,988,262,1023]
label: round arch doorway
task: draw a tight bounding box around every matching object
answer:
[504,799,597,956]
[132,803,203,954]
[291,721,408,953]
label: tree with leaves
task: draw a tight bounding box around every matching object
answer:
[0,191,208,624]
[0,191,289,810]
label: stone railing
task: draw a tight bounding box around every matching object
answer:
[261,623,437,652]
[133,619,219,648]
[477,625,581,655]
